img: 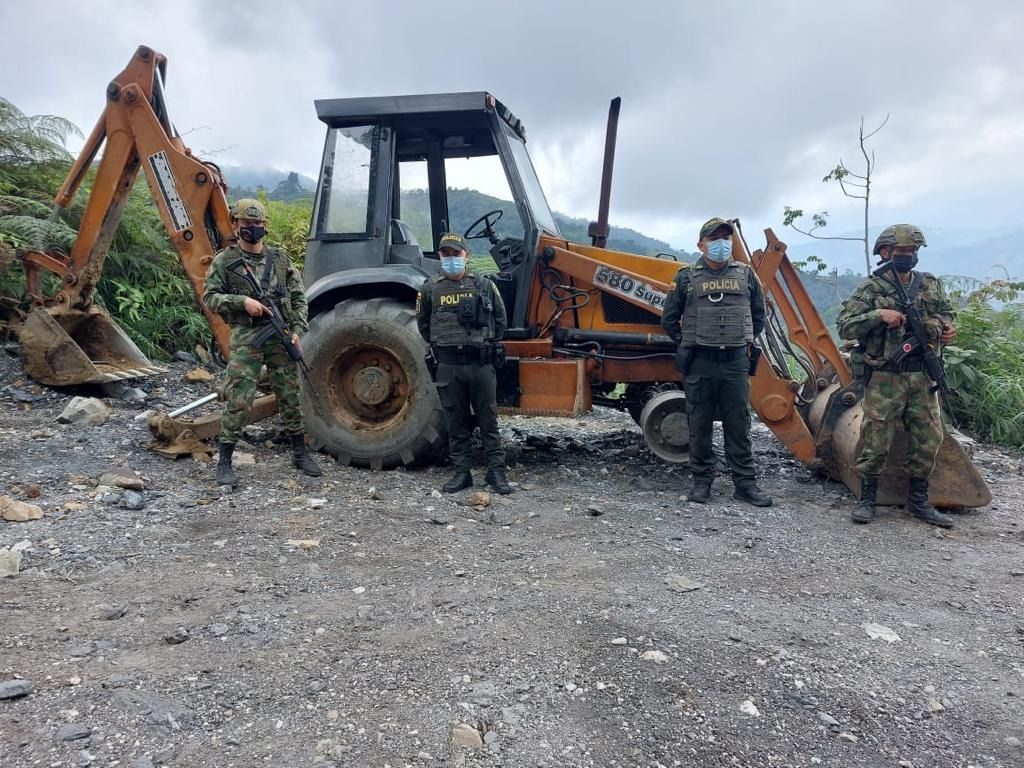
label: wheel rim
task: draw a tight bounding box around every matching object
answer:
[327,344,412,429]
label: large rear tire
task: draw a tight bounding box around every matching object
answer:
[300,298,446,469]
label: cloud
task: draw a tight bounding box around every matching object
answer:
[3,0,1021,250]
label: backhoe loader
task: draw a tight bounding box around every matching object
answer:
[18,46,990,509]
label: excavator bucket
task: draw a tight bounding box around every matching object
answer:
[20,306,164,386]
[807,382,991,509]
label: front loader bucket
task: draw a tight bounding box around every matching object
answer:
[20,306,165,386]
[808,382,991,509]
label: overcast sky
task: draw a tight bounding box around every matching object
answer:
[2,0,1022,252]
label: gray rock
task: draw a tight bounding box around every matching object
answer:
[665,574,703,593]
[586,504,604,516]
[173,351,197,364]
[101,605,127,621]
[12,389,35,403]
[70,641,99,657]
[76,749,94,766]
[56,723,92,742]
[4,342,19,356]
[132,758,155,768]
[1004,736,1021,748]
[57,397,111,427]
[470,681,497,706]
[0,549,23,578]
[111,688,195,728]
[122,491,145,511]
[209,623,229,637]
[818,712,841,728]
[0,679,34,699]
[164,627,190,645]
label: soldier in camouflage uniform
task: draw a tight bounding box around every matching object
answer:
[416,232,512,494]
[836,224,957,527]
[662,217,772,507]
[203,198,322,487]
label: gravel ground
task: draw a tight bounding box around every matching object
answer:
[1,346,1022,768]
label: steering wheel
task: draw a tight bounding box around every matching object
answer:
[464,209,503,245]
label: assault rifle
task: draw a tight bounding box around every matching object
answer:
[872,259,954,401]
[227,257,318,398]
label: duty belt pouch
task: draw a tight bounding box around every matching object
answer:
[674,346,695,375]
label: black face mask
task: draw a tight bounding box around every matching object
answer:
[239,225,267,244]
[891,253,918,273]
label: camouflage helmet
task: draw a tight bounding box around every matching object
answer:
[873,224,926,256]
[231,198,269,222]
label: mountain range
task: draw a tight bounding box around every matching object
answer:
[222,167,1020,281]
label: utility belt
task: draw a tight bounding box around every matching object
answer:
[693,345,748,362]
[880,356,926,374]
[435,346,484,365]
[434,343,505,367]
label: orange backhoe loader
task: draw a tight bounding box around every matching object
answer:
[18,46,990,509]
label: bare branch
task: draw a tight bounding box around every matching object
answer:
[862,113,890,142]
[838,178,867,199]
[786,221,864,242]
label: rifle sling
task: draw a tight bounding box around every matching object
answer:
[259,249,275,294]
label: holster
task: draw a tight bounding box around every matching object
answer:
[481,341,506,368]
[674,346,695,375]
[748,344,763,377]
[425,347,439,381]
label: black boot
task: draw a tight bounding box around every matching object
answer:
[485,467,513,495]
[688,475,712,503]
[906,478,954,528]
[290,434,323,477]
[734,480,773,507]
[216,442,238,488]
[851,477,878,523]
[442,470,473,493]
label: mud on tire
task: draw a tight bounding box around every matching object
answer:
[300,297,446,469]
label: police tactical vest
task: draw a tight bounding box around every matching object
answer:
[428,273,492,347]
[220,246,293,325]
[679,262,754,348]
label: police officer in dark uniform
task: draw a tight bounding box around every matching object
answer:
[661,217,772,507]
[416,233,512,494]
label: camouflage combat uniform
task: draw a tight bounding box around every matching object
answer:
[836,271,954,480]
[416,270,508,479]
[203,245,308,443]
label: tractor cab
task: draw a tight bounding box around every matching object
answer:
[306,92,558,327]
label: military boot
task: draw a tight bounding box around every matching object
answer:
[851,477,878,523]
[688,475,712,503]
[906,478,954,528]
[734,480,773,507]
[216,442,238,488]
[485,467,513,495]
[290,434,323,477]
[442,470,473,493]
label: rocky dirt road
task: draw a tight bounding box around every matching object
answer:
[1,348,1022,768]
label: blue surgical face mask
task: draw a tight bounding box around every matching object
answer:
[705,238,732,262]
[441,256,466,276]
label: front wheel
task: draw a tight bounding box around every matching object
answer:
[300,297,446,469]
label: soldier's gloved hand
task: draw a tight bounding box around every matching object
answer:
[291,334,302,353]
[939,322,956,344]
[243,297,271,317]
[879,309,906,328]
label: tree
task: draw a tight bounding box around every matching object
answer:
[783,115,889,275]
